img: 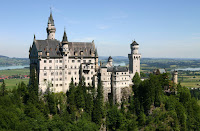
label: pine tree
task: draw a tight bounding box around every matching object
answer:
[92,82,104,125]
[0,80,6,96]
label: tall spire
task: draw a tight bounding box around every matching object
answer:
[46,9,56,40]
[62,28,68,42]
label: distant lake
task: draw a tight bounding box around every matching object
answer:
[113,63,126,66]
[176,68,200,71]
[0,65,29,70]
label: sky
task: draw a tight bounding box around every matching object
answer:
[0,0,200,58]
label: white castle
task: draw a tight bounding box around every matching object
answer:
[29,12,141,104]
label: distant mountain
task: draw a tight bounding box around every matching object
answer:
[0,55,9,58]
[0,55,29,67]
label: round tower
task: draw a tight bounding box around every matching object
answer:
[173,70,178,84]
[128,40,141,76]
[46,11,56,40]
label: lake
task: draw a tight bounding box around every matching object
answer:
[0,65,29,70]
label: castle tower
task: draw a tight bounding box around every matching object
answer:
[46,11,56,40]
[107,56,113,67]
[62,29,69,54]
[172,70,178,84]
[128,40,141,76]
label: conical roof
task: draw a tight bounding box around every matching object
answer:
[62,30,68,42]
[131,40,139,45]
[48,12,55,26]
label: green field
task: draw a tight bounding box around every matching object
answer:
[0,68,29,76]
[0,68,30,89]
[0,78,29,89]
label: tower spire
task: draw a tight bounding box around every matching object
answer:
[46,9,56,40]
[62,28,68,42]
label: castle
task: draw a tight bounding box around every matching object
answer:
[29,12,141,104]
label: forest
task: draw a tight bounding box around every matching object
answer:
[0,69,200,130]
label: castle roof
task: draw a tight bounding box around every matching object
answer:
[34,39,96,58]
[131,40,139,45]
[107,66,128,72]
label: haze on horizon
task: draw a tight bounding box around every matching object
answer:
[0,0,200,58]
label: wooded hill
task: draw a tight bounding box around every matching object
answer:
[0,69,200,130]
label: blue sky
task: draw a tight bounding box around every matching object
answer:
[0,0,200,58]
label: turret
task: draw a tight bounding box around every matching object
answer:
[62,29,69,55]
[46,11,56,40]
[172,70,178,84]
[131,40,139,54]
[128,40,141,76]
[107,56,113,67]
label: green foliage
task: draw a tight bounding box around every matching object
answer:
[1,72,200,130]
[0,80,6,96]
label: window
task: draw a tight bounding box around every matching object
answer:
[44,60,46,63]
[49,60,52,63]
[59,60,62,63]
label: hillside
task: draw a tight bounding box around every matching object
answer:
[0,55,29,66]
